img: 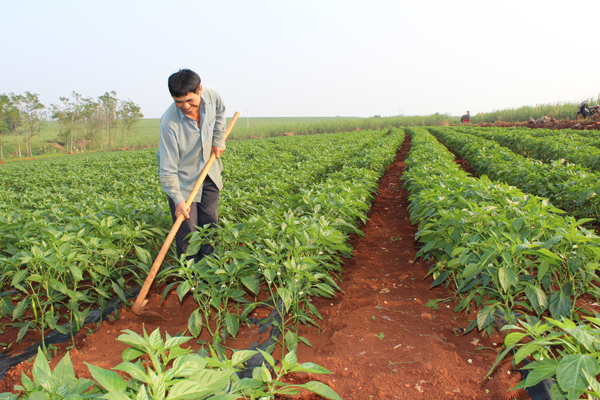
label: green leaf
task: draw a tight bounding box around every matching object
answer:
[100,391,131,400]
[165,380,208,400]
[121,347,145,363]
[525,283,548,315]
[567,327,596,352]
[148,328,163,350]
[16,321,32,342]
[291,362,332,375]
[231,350,256,367]
[225,312,239,338]
[134,245,151,265]
[188,309,203,338]
[549,290,571,319]
[556,354,599,399]
[52,351,77,386]
[257,349,276,369]
[32,348,52,390]
[12,299,29,321]
[171,354,207,378]
[276,287,293,313]
[11,270,28,287]
[498,267,518,292]
[117,330,147,350]
[283,350,298,370]
[582,369,600,397]
[111,281,127,303]
[113,361,149,383]
[86,363,127,392]
[476,305,496,330]
[523,359,558,388]
[69,264,84,282]
[514,342,542,364]
[229,378,263,392]
[50,279,67,295]
[164,335,191,348]
[295,381,342,400]
[550,383,568,400]
[504,332,527,347]
[176,281,191,302]
[284,330,298,353]
[240,275,260,295]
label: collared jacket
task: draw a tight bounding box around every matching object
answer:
[157,86,226,205]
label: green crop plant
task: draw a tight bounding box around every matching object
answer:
[0,127,405,389]
[403,127,600,336]
[0,347,100,400]
[459,125,600,171]
[490,316,600,400]
[428,126,600,220]
[0,327,342,400]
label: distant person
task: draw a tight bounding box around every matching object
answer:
[157,68,227,261]
[461,111,471,124]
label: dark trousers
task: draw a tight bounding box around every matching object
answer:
[168,176,220,262]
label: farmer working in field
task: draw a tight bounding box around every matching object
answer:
[157,68,226,261]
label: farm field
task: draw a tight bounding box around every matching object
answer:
[1,126,600,399]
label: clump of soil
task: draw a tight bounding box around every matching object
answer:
[470,119,600,131]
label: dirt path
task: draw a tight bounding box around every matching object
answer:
[296,137,529,399]
[0,137,529,399]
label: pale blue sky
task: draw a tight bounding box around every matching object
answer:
[2,0,599,118]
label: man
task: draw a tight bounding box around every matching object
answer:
[157,69,226,261]
[460,110,470,124]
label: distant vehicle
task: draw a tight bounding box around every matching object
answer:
[461,111,471,124]
[576,102,600,120]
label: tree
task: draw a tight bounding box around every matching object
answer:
[8,93,24,157]
[0,94,12,160]
[51,92,86,154]
[118,100,144,145]
[20,92,46,157]
[82,99,102,151]
[98,91,118,150]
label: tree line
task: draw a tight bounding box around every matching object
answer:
[0,91,143,159]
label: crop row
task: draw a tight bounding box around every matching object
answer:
[427,126,600,220]
[0,129,403,350]
[403,127,600,396]
[456,126,600,171]
[158,129,406,353]
[524,128,600,149]
[402,127,600,332]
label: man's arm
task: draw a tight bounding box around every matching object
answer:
[158,121,186,206]
[211,91,227,150]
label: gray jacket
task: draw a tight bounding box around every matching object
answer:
[157,86,226,205]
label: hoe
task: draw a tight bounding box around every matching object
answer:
[131,111,240,320]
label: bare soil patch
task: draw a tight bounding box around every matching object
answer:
[0,138,528,399]
[470,119,600,130]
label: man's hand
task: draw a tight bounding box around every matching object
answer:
[212,146,226,159]
[175,202,190,219]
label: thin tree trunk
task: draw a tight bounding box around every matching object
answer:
[26,128,31,157]
[1,132,3,160]
[70,128,74,153]
[14,122,21,157]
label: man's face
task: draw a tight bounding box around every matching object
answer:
[173,85,202,116]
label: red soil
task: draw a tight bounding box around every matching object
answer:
[0,138,528,399]
[473,119,600,131]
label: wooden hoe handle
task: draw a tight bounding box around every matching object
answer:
[132,112,240,315]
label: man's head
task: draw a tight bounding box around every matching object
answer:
[168,69,203,117]
[168,69,201,98]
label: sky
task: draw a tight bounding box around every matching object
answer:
[2,0,600,119]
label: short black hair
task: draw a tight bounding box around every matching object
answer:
[168,69,201,98]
